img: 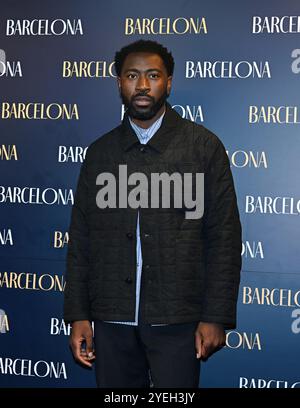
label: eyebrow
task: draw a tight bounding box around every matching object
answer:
[123,68,163,74]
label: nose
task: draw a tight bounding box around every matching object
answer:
[135,74,150,92]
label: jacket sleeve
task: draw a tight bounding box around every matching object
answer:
[201,134,242,329]
[63,156,91,323]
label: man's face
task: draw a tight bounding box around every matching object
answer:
[117,52,172,121]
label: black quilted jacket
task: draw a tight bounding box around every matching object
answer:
[63,102,242,328]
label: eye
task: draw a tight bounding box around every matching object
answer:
[127,73,137,79]
[149,73,159,79]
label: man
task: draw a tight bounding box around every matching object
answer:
[64,40,242,388]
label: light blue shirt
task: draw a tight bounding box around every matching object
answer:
[104,109,166,326]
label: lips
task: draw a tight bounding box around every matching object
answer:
[133,96,152,107]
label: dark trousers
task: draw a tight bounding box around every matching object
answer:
[94,319,200,388]
[93,275,200,388]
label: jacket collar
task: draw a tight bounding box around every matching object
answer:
[120,102,181,154]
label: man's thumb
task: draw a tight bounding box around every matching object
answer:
[195,335,202,359]
[86,337,94,358]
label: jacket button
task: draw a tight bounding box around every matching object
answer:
[140,146,146,153]
[125,277,132,284]
[126,232,133,239]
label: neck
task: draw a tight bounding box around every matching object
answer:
[130,104,166,129]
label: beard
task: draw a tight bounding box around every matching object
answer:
[120,89,169,121]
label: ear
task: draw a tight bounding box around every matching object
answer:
[167,76,172,95]
[117,77,121,92]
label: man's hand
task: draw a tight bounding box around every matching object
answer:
[69,320,95,367]
[195,322,226,360]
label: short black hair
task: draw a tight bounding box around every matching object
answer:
[114,39,174,77]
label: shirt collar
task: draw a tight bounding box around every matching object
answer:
[128,108,165,144]
[129,108,165,134]
[120,102,181,154]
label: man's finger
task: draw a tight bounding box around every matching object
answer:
[201,342,213,359]
[201,344,208,359]
[72,340,93,367]
[86,336,96,360]
[195,333,202,359]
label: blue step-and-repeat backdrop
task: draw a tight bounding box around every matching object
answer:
[0,0,299,388]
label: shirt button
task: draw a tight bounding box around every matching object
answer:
[125,277,132,284]
[126,232,133,239]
